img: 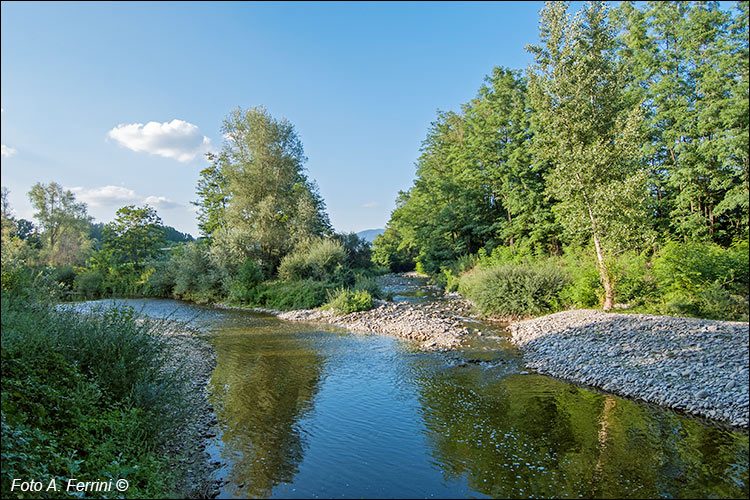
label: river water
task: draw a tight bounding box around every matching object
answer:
[71,278,749,499]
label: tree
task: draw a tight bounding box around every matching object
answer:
[103,205,166,269]
[27,182,92,266]
[194,152,230,237]
[211,106,332,274]
[527,1,649,310]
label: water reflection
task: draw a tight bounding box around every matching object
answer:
[208,319,326,498]
[410,362,749,498]
[67,299,749,499]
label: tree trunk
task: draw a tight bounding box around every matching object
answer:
[577,176,615,311]
[592,231,615,311]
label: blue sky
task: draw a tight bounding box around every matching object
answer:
[2,1,555,237]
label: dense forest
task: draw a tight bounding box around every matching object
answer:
[373,1,749,321]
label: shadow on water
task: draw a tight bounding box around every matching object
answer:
[69,298,749,499]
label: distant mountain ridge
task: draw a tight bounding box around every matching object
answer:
[356,228,385,243]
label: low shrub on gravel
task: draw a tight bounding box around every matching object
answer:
[324,287,374,315]
[458,263,569,318]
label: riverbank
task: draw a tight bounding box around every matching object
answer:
[508,309,749,428]
[156,322,222,498]
[279,299,473,349]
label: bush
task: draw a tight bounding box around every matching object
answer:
[353,274,382,299]
[278,238,348,281]
[171,241,227,304]
[228,258,264,304]
[324,287,374,315]
[651,240,749,320]
[257,279,337,310]
[74,269,106,298]
[555,247,602,308]
[608,251,655,305]
[1,287,185,498]
[333,232,373,270]
[458,263,569,318]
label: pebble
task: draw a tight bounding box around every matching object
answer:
[507,309,749,429]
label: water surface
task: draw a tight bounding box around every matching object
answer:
[69,298,749,499]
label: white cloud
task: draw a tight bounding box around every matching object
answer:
[1,144,17,158]
[107,119,211,162]
[362,202,380,209]
[143,195,180,209]
[68,185,140,206]
[68,185,180,210]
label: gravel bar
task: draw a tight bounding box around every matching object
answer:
[278,300,471,350]
[507,309,750,428]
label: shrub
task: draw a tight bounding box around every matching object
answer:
[257,279,337,310]
[459,263,569,318]
[324,287,374,315]
[1,288,185,498]
[278,238,348,281]
[608,251,655,305]
[228,258,264,304]
[353,274,382,299]
[333,232,373,270]
[171,241,227,303]
[74,269,106,298]
[651,240,749,320]
[557,248,602,308]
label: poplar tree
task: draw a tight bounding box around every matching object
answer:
[527,1,648,310]
[208,106,331,273]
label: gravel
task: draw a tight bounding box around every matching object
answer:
[157,323,221,498]
[507,309,750,428]
[279,298,476,350]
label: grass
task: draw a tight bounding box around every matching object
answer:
[1,267,192,498]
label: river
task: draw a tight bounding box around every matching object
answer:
[70,277,749,499]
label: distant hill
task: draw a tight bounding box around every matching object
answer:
[356,228,385,243]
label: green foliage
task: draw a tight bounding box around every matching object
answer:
[371,226,416,272]
[27,182,92,267]
[333,232,373,270]
[170,241,227,304]
[608,251,656,305]
[352,274,383,299]
[228,258,264,304]
[103,205,166,269]
[1,280,187,498]
[651,240,749,320]
[459,263,569,318]
[558,250,603,308]
[277,238,347,281]
[256,279,337,310]
[216,106,332,272]
[324,287,374,315]
[74,269,106,298]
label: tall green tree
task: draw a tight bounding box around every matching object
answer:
[27,182,92,266]
[527,1,649,310]
[103,205,166,269]
[194,152,230,238]
[209,106,332,274]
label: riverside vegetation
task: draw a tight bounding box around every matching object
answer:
[1,1,748,498]
[372,1,749,322]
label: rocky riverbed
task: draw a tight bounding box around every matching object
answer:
[508,309,750,428]
[158,323,221,498]
[279,298,474,349]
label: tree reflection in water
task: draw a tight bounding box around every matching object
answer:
[208,322,324,499]
[410,364,749,499]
